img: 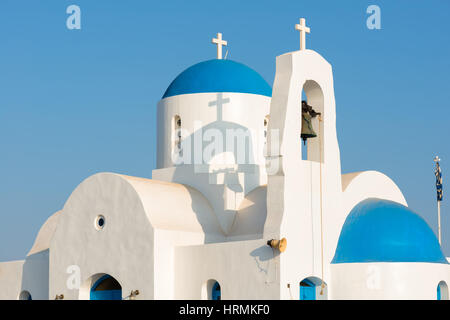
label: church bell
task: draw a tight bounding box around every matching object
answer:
[301,101,320,144]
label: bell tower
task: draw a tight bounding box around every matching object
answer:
[263,18,343,299]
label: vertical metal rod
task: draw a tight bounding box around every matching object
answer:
[318,115,325,295]
[438,200,442,245]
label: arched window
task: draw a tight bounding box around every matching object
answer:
[173,115,182,156]
[18,290,32,300]
[90,274,122,300]
[264,115,270,143]
[437,281,449,300]
[299,277,327,300]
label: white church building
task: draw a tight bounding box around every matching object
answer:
[1,19,449,300]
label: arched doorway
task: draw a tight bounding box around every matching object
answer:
[437,281,449,300]
[90,274,122,300]
[202,279,221,300]
[18,290,32,300]
[300,277,327,300]
[212,282,221,300]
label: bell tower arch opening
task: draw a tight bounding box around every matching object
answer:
[300,80,324,163]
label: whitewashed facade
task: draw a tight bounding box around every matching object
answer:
[1,24,448,300]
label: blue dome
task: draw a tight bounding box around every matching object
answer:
[332,198,447,264]
[162,59,272,99]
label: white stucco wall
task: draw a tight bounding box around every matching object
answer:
[49,173,156,300]
[48,172,225,300]
[22,250,50,300]
[153,164,267,235]
[27,211,61,256]
[154,229,206,299]
[228,185,267,241]
[174,239,280,300]
[157,92,271,169]
[341,171,407,214]
[331,262,450,300]
[0,260,23,300]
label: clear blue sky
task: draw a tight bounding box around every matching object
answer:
[1,0,449,261]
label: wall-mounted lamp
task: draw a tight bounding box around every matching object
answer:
[130,290,140,300]
[267,238,287,252]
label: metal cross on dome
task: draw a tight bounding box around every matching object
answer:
[295,18,310,51]
[212,32,228,59]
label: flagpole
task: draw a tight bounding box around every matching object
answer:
[438,200,442,245]
[434,156,443,245]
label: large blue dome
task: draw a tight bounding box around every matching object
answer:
[162,59,272,99]
[332,198,447,264]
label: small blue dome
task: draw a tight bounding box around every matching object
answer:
[332,198,448,264]
[162,59,272,99]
